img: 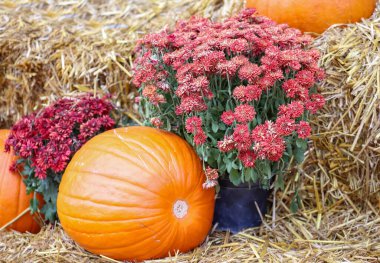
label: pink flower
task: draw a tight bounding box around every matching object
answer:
[282,79,303,98]
[205,167,219,180]
[132,9,324,176]
[233,124,252,151]
[305,94,325,114]
[278,101,304,119]
[251,121,286,161]
[296,70,315,88]
[233,85,262,102]
[134,96,141,103]
[238,63,262,81]
[217,60,239,77]
[296,121,312,139]
[254,136,286,162]
[238,150,257,168]
[176,76,211,98]
[194,130,207,145]
[231,55,249,66]
[151,117,163,128]
[232,85,246,101]
[234,104,256,123]
[221,111,236,126]
[185,116,202,133]
[175,95,207,115]
[230,38,249,53]
[142,85,166,105]
[217,135,235,152]
[203,179,218,189]
[275,115,295,136]
[246,85,263,101]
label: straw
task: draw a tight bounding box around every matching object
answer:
[0,0,243,128]
[307,2,380,205]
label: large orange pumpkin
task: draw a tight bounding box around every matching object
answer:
[57,126,215,261]
[246,0,377,33]
[0,130,42,233]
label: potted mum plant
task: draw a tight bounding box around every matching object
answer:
[5,95,116,223]
[133,9,324,233]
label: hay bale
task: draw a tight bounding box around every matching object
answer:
[1,198,379,262]
[308,6,380,205]
[0,0,243,128]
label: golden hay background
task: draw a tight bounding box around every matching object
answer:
[1,0,380,262]
[0,0,243,128]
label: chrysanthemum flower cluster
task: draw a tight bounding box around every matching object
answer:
[134,9,325,189]
[5,95,115,222]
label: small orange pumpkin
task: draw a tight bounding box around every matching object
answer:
[0,130,42,233]
[57,126,215,261]
[246,0,377,33]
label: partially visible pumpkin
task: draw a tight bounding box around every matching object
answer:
[246,0,377,33]
[57,126,215,261]
[0,130,42,233]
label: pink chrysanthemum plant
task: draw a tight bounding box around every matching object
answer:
[133,9,325,190]
[5,94,116,222]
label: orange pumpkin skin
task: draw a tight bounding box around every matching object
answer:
[246,0,376,33]
[0,130,42,233]
[57,126,215,261]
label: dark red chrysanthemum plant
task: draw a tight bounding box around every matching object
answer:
[133,9,325,190]
[5,95,115,222]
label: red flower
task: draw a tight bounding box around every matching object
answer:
[233,85,262,102]
[217,135,235,152]
[142,85,166,105]
[217,60,239,77]
[278,101,304,119]
[252,121,285,161]
[221,111,235,126]
[282,79,303,98]
[6,95,115,182]
[133,9,325,181]
[185,116,203,134]
[175,95,207,115]
[233,124,252,151]
[275,115,295,136]
[238,150,257,168]
[234,104,256,123]
[231,55,249,66]
[296,70,315,88]
[305,94,325,114]
[194,130,207,145]
[296,121,312,139]
[229,38,249,53]
[150,117,163,128]
[205,167,219,180]
[238,63,262,81]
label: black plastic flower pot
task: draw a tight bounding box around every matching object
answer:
[213,179,271,234]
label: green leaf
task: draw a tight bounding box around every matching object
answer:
[275,174,285,191]
[226,161,232,173]
[294,146,306,164]
[251,168,259,183]
[229,169,241,186]
[41,202,57,223]
[244,168,250,182]
[296,138,308,150]
[30,196,39,213]
[21,164,33,176]
[262,160,271,179]
[211,120,219,133]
